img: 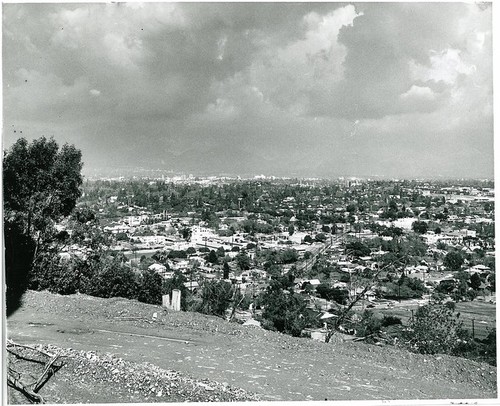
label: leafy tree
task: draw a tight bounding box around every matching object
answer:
[469,273,482,291]
[488,274,495,292]
[261,280,314,337]
[235,250,251,270]
[115,232,129,241]
[316,284,348,305]
[3,137,83,316]
[356,310,382,341]
[181,227,192,241]
[315,233,327,242]
[381,315,402,327]
[207,250,218,264]
[28,249,79,295]
[168,250,188,259]
[137,269,163,304]
[4,137,83,234]
[223,261,231,279]
[265,263,282,279]
[436,241,448,250]
[412,221,428,234]
[345,240,371,257]
[199,280,234,317]
[480,329,496,366]
[138,256,155,270]
[86,256,138,300]
[452,271,474,302]
[152,250,170,266]
[436,279,457,295]
[280,248,299,264]
[346,203,357,213]
[444,251,464,272]
[403,303,471,355]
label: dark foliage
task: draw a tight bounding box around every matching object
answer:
[4,137,83,316]
[381,315,402,327]
[444,251,464,272]
[403,303,471,356]
[137,270,163,305]
[260,278,317,337]
[4,220,36,316]
[345,240,371,257]
[316,283,349,305]
[198,280,234,317]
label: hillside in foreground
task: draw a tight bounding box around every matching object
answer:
[6,291,498,403]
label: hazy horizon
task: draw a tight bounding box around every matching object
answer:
[3,2,494,179]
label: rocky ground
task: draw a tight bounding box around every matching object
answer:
[7,343,259,403]
[6,290,498,403]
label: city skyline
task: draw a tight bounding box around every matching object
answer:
[2,2,494,179]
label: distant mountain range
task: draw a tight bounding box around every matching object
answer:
[82,144,493,181]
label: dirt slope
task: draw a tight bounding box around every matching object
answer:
[6,291,498,403]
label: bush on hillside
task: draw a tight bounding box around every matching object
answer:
[137,269,163,305]
[198,280,234,317]
[402,303,472,356]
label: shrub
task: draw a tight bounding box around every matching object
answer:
[261,280,315,337]
[403,303,470,355]
[381,315,402,327]
[356,310,382,341]
[137,269,163,305]
[168,250,187,259]
[86,257,138,300]
[199,280,234,317]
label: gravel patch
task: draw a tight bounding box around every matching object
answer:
[8,343,260,403]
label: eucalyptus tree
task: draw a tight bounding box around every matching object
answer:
[4,137,83,315]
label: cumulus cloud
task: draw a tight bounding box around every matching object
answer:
[247,5,363,114]
[409,48,475,85]
[2,2,493,178]
[401,85,435,100]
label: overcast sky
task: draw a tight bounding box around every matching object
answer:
[2,2,493,178]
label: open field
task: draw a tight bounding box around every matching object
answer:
[373,299,496,340]
[6,290,497,403]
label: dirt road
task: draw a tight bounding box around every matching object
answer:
[7,291,497,401]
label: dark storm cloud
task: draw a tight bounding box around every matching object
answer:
[2,2,493,178]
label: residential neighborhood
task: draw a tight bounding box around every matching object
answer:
[50,176,495,341]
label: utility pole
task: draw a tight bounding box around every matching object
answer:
[252,283,256,317]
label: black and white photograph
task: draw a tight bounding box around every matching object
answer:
[2,1,497,404]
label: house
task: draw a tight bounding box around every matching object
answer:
[302,279,321,289]
[467,264,491,274]
[148,263,167,273]
[184,281,200,292]
[104,222,131,234]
